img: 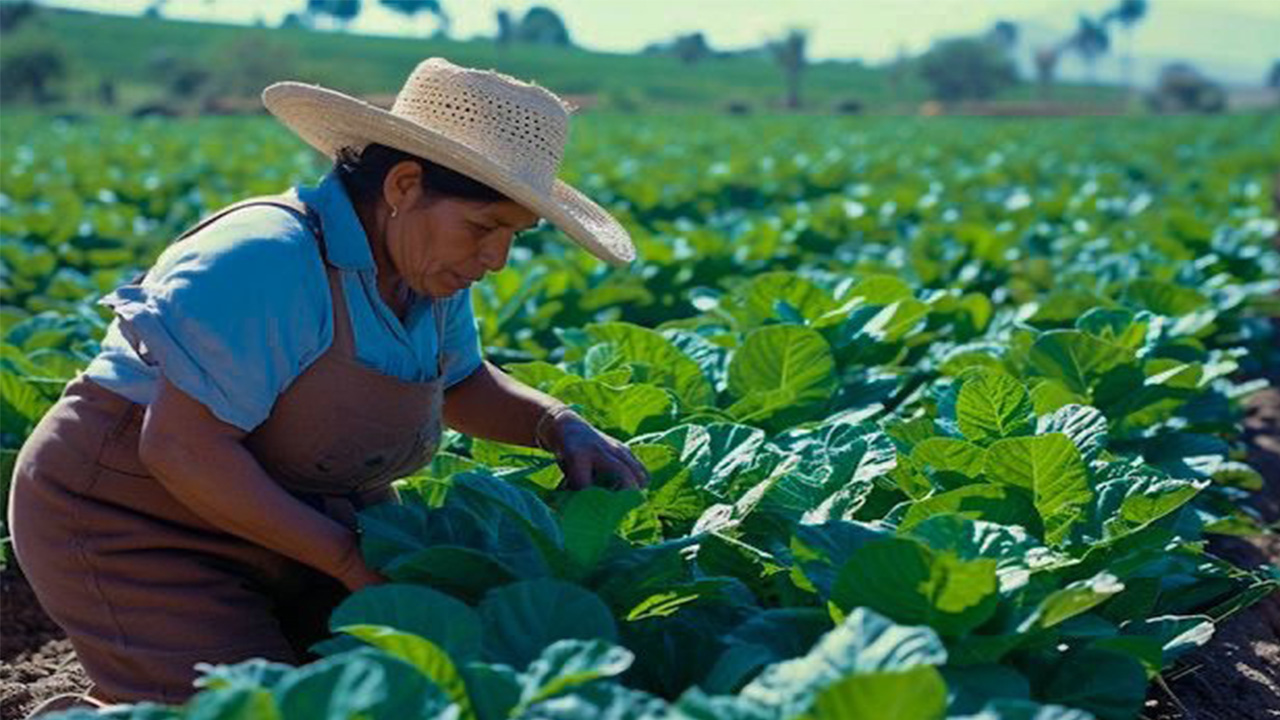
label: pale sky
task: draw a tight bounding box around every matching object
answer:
[39,0,1280,85]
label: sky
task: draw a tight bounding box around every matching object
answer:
[38,0,1280,85]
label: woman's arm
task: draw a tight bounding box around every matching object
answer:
[444,361,649,490]
[138,376,384,591]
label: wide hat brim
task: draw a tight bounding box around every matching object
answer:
[262,81,635,266]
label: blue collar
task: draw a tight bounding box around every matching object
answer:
[295,169,375,271]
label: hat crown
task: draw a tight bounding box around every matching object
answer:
[390,58,571,193]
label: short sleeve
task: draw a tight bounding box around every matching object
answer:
[439,287,483,388]
[98,207,330,432]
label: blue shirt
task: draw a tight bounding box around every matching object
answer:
[83,169,484,432]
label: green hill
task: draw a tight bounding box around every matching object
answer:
[1,5,1116,115]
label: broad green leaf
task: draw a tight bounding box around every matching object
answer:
[585,322,714,407]
[632,422,766,497]
[1041,648,1147,720]
[513,639,635,714]
[956,369,1035,444]
[1021,573,1125,631]
[1027,331,1133,396]
[556,379,675,437]
[739,607,946,719]
[984,434,1093,547]
[273,647,453,720]
[559,487,645,577]
[1036,404,1108,463]
[900,484,1042,537]
[337,624,472,718]
[382,546,518,604]
[831,537,999,637]
[806,666,947,720]
[478,580,617,669]
[727,325,836,425]
[912,437,987,479]
[733,271,838,328]
[329,584,482,662]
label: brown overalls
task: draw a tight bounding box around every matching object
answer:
[7,195,450,704]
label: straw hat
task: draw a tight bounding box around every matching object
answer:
[261,58,635,266]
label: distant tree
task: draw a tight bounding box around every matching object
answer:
[768,28,807,110]
[307,0,361,30]
[146,49,212,99]
[672,32,712,64]
[143,1,166,19]
[1148,62,1225,114]
[1033,46,1062,99]
[0,1,38,34]
[280,11,308,29]
[515,6,570,46]
[1268,59,1280,90]
[1070,15,1110,83]
[987,20,1018,53]
[0,35,68,104]
[381,0,449,38]
[495,9,513,46]
[1103,0,1146,90]
[920,37,1017,103]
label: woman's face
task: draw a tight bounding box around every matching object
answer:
[378,161,541,298]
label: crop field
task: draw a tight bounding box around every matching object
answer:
[2,112,1279,719]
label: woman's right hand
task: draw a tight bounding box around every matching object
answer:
[339,557,389,592]
[333,536,389,592]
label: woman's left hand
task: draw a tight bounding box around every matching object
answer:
[544,411,650,491]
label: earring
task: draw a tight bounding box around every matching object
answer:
[390,206,399,219]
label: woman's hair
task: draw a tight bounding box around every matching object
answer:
[333,143,510,208]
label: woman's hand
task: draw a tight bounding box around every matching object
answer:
[333,536,390,592]
[543,410,650,491]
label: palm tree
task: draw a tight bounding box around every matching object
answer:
[1104,0,1147,93]
[769,29,807,110]
[1070,15,1110,85]
[307,0,361,31]
[381,0,449,38]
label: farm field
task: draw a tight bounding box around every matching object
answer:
[2,111,1279,719]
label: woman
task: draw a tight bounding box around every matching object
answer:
[8,57,648,713]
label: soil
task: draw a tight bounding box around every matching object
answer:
[1,570,91,720]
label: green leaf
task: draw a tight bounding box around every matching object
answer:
[556,379,675,437]
[900,484,1042,538]
[739,607,946,719]
[337,624,472,717]
[382,546,518,604]
[983,434,1093,547]
[478,580,617,669]
[585,322,714,407]
[1041,648,1147,720]
[1022,573,1125,631]
[732,271,839,328]
[328,584,482,662]
[727,325,836,426]
[1036,404,1108,463]
[512,639,635,714]
[1028,331,1133,396]
[912,438,987,479]
[831,537,998,637]
[956,369,1035,445]
[806,666,947,720]
[273,647,453,720]
[632,422,766,497]
[1121,279,1210,317]
[559,487,645,577]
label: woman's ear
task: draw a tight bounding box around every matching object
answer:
[383,160,424,213]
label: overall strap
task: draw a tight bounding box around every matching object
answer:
[432,296,449,379]
[128,193,326,284]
